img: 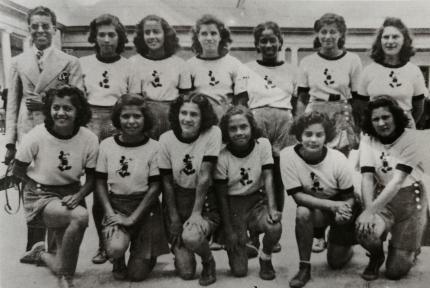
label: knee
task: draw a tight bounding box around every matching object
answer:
[127,261,153,282]
[182,229,205,251]
[385,256,413,280]
[105,241,128,260]
[357,232,380,250]
[70,208,89,228]
[296,206,312,225]
[265,221,282,238]
[174,252,196,280]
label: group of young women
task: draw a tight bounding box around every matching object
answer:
[10,7,430,288]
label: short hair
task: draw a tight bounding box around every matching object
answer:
[169,92,218,136]
[361,95,409,138]
[43,85,91,128]
[313,13,346,49]
[370,17,415,65]
[253,21,283,53]
[289,111,336,143]
[27,6,57,26]
[111,93,153,132]
[191,14,232,57]
[219,105,262,143]
[88,14,128,54]
[133,15,180,57]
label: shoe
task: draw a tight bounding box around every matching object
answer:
[311,238,326,253]
[259,258,276,280]
[272,242,282,253]
[209,241,224,251]
[112,257,127,280]
[246,242,259,259]
[92,248,108,264]
[57,275,75,288]
[199,257,216,286]
[289,262,311,288]
[361,253,385,281]
[20,241,45,265]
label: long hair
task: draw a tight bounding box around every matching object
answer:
[88,14,128,54]
[313,13,346,49]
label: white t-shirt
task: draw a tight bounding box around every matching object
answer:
[358,61,428,111]
[80,54,130,106]
[16,124,99,185]
[158,126,221,189]
[280,144,354,199]
[298,51,362,101]
[214,138,274,196]
[244,60,298,109]
[128,54,191,101]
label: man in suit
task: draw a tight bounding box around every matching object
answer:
[4,6,84,264]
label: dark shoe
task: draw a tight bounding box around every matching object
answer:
[246,242,259,259]
[20,241,45,265]
[259,258,276,280]
[92,249,108,264]
[112,257,127,281]
[361,253,385,281]
[289,263,311,288]
[272,242,282,253]
[199,257,216,286]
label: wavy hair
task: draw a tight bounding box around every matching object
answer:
[253,21,283,53]
[313,13,346,49]
[290,111,336,143]
[219,105,262,144]
[27,6,57,26]
[111,93,153,132]
[88,14,128,54]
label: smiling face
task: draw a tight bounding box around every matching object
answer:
[198,23,221,57]
[119,105,145,137]
[301,123,326,154]
[51,96,77,132]
[96,24,119,57]
[227,114,252,149]
[179,102,201,139]
[371,107,396,138]
[29,14,56,50]
[317,23,341,51]
[258,28,281,61]
[381,26,404,58]
[143,20,165,53]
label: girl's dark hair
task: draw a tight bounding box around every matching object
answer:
[134,14,180,57]
[111,93,153,132]
[43,85,92,128]
[169,92,218,136]
[28,6,56,26]
[313,13,346,49]
[290,111,336,143]
[253,21,283,53]
[219,105,262,143]
[88,14,128,54]
[191,14,232,57]
[371,17,415,65]
[361,95,409,138]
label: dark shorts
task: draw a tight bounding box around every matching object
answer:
[377,182,428,251]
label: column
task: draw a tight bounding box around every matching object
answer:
[289,46,299,67]
[1,28,12,88]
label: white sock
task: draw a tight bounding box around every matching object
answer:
[260,251,271,261]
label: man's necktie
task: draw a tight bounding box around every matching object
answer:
[36,50,44,72]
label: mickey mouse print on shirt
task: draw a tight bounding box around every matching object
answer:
[58,151,72,171]
[181,154,196,175]
[99,70,110,89]
[310,172,324,193]
[323,68,335,86]
[151,70,163,88]
[388,70,402,88]
[116,156,132,178]
[379,152,393,173]
[239,167,253,186]
[208,70,220,86]
[263,75,277,90]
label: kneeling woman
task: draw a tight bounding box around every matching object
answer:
[159,93,221,286]
[95,94,169,281]
[214,106,282,280]
[13,85,98,286]
[280,111,357,288]
[356,95,428,281]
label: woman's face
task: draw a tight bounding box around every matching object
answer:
[143,20,165,52]
[51,95,77,131]
[317,23,341,50]
[381,26,404,57]
[179,102,201,138]
[96,24,119,57]
[227,114,252,149]
[301,123,326,153]
[371,107,396,138]
[198,23,221,56]
[258,28,280,61]
[119,105,145,137]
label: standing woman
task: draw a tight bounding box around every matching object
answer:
[296,13,362,156]
[356,95,428,281]
[80,14,130,264]
[12,85,98,287]
[158,92,221,286]
[357,17,427,128]
[187,14,247,120]
[129,14,192,140]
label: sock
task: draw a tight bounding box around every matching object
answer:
[260,251,271,261]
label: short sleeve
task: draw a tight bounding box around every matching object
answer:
[15,131,39,164]
[334,152,354,190]
[96,140,108,173]
[359,136,376,173]
[157,135,172,169]
[350,54,363,92]
[297,60,309,88]
[234,63,250,95]
[280,151,302,195]
[260,138,274,167]
[204,127,222,157]
[85,135,99,169]
[214,151,228,180]
[412,65,428,97]
[178,61,192,90]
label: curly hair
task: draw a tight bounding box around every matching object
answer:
[253,21,283,53]
[219,105,262,144]
[191,14,232,57]
[289,111,336,143]
[370,17,415,65]
[133,15,180,58]
[43,85,92,128]
[88,14,128,54]
[27,6,56,26]
[169,92,218,136]
[361,95,409,138]
[313,13,346,49]
[111,93,153,132]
